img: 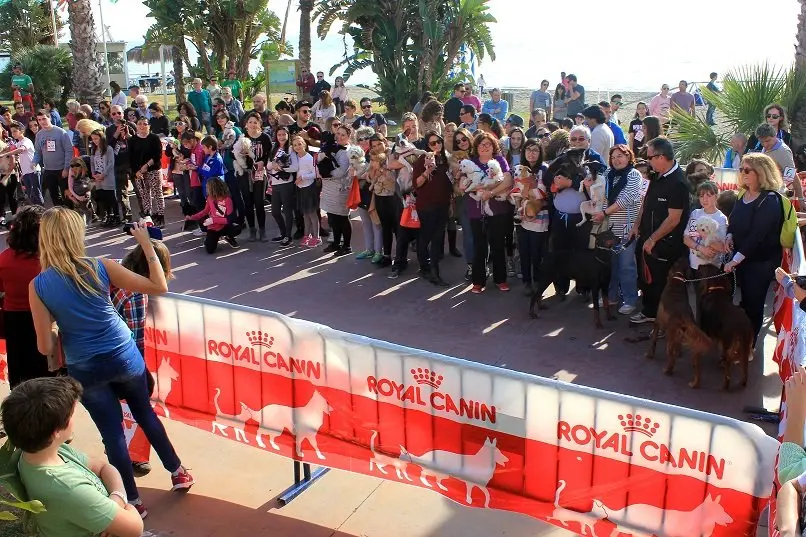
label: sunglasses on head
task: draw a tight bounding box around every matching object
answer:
[766,113,780,119]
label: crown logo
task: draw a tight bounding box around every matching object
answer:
[618,413,659,438]
[246,330,274,348]
[411,368,443,389]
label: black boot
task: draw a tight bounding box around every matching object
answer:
[430,265,449,287]
[447,229,462,257]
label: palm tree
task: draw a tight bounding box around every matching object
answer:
[66,0,104,105]
[299,0,314,75]
[792,0,806,147]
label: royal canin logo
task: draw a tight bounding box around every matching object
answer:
[558,413,725,479]
[206,330,321,379]
[367,368,496,424]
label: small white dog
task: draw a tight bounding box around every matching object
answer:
[347,145,368,177]
[460,159,506,216]
[577,166,606,227]
[694,216,720,248]
[232,136,255,176]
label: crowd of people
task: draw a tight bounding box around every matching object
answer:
[0,65,805,536]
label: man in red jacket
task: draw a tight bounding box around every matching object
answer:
[297,68,315,100]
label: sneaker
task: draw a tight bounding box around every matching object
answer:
[132,501,148,519]
[471,284,484,294]
[618,304,637,315]
[630,312,655,324]
[371,252,384,264]
[497,282,511,292]
[271,235,284,243]
[170,467,195,492]
[192,228,205,237]
[132,461,152,477]
[356,249,374,260]
[323,243,339,253]
[224,236,239,248]
[300,235,312,247]
[335,246,352,256]
[280,237,291,246]
[307,237,322,248]
[388,268,400,279]
[650,328,666,340]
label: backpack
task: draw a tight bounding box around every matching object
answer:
[741,188,798,248]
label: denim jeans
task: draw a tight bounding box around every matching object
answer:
[706,104,716,126]
[609,240,638,307]
[22,172,44,205]
[68,345,181,502]
[456,196,474,265]
[517,227,548,285]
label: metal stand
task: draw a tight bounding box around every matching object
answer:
[277,461,329,506]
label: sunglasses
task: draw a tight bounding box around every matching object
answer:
[357,137,370,142]
[569,137,586,142]
[537,133,551,139]
[612,101,623,106]
[299,109,311,114]
[456,137,469,143]
[331,123,341,128]
[740,167,755,175]
[647,154,664,160]
[428,139,442,147]
[362,105,372,110]
[766,114,780,119]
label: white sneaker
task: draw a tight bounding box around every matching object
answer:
[619,304,637,315]
[192,228,205,237]
[630,312,655,324]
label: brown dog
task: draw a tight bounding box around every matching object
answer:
[695,264,751,390]
[646,257,712,388]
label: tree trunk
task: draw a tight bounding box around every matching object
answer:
[67,0,104,106]
[792,0,806,148]
[299,0,313,74]
[194,38,213,79]
[172,45,186,104]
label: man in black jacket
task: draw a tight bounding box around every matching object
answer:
[105,105,139,223]
[629,136,690,325]
[443,83,465,126]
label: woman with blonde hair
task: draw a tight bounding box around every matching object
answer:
[311,89,337,129]
[724,153,784,345]
[29,209,194,516]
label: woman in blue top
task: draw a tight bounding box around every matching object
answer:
[29,208,194,517]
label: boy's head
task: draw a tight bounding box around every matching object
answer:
[717,189,737,215]
[2,377,83,453]
[122,240,173,281]
[201,135,218,154]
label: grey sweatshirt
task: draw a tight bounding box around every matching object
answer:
[33,127,73,171]
[90,147,116,190]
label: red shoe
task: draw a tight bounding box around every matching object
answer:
[471,285,484,294]
[497,283,510,292]
[133,501,148,519]
[171,467,195,492]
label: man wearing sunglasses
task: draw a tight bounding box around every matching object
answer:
[351,98,387,138]
[288,101,321,148]
[628,137,689,326]
[443,83,465,125]
[311,71,331,104]
[105,105,139,221]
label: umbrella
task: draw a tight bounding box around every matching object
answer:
[126,45,173,65]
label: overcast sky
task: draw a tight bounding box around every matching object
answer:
[83,0,800,91]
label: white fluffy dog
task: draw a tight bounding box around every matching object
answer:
[232,136,255,176]
[394,138,425,193]
[694,216,720,247]
[347,145,368,177]
[577,166,606,227]
[459,158,506,216]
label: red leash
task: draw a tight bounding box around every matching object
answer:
[641,248,653,285]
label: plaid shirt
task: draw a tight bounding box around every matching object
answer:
[110,287,148,356]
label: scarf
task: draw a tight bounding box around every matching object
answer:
[606,164,633,206]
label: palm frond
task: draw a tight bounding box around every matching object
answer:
[668,109,730,164]
[708,62,788,134]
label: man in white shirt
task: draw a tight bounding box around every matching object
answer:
[582,106,614,164]
[7,121,43,205]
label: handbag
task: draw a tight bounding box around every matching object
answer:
[368,194,380,226]
[400,205,421,229]
[346,176,361,209]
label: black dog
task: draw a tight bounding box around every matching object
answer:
[529,229,620,328]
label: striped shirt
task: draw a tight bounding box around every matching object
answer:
[600,167,643,239]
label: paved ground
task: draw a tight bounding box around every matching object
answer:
[77,197,779,536]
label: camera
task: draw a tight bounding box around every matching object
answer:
[123,222,163,240]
